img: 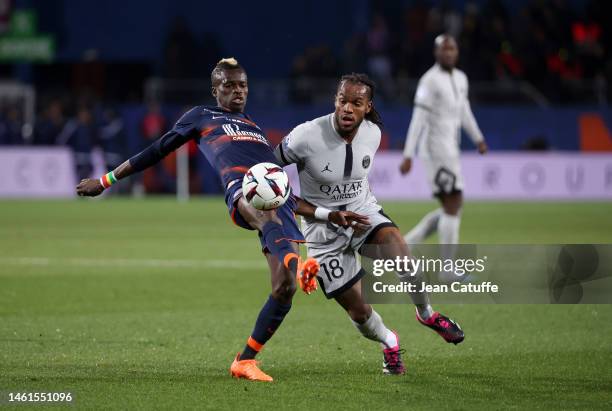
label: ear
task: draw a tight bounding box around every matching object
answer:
[366,100,373,114]
[211,87,217,98]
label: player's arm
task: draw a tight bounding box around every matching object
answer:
[294,197,370,231]
[460,80,487,154]
[76,130,193,196]
[77,107,202,197]
[400,80,432,175]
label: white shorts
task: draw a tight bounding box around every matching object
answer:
[302,201,396,298]
[423,156,464,196]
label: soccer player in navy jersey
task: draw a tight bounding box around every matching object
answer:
[76,58,368,382]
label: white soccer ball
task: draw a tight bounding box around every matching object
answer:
[242,162,290,210]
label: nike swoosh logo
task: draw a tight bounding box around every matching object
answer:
[212,115,227,120]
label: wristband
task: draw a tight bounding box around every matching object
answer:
[99,171,118,189]
[314,207,331,221]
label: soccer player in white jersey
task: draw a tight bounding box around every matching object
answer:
[400,35,487,273]
[275,73,464,375]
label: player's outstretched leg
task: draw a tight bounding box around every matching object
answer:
[230,250,298,382]
[237,197,310,278]
[335,281,405,375]
[364,225,466,345]
[229,200,307,382]
[238,196,320,295]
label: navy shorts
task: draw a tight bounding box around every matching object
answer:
[224,180,305,249]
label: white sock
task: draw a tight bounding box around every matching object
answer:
[404,209,442,245]
[438,212,460,260]
[415,304,434,320]
[352,310,397,349]
[399,271,434,319]
[438,212,461,282]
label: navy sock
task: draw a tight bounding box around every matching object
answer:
[240,295,292,360]
[261,221,299,271]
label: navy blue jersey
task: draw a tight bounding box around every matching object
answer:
[129,105,279,189]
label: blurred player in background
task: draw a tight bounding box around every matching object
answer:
[76,58,362,382]
[399,35,487,278]
[276,73,465,375]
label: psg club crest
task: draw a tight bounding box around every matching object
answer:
[362,155,371,169]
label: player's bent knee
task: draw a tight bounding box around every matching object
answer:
[372,227,408,248]
[237,199,282,230]
[254,209,283,228]
[385,227,405,243]
[271,278,297,302]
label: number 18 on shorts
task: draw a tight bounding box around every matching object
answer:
[313,250,364,299]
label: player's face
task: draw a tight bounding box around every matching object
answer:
[213,69,248,112]
[334,82,372,136]
[435,38,459,69]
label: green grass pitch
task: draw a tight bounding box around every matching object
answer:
[1,199,611,410]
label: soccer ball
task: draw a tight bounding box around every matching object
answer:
[242,162,290,210]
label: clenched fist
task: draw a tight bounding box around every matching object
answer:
[76,178,105,197]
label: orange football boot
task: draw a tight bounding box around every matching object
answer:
[230,353,273,382]
[297,257,319,294]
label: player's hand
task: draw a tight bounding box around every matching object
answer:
[330,211,370,233]
[477,141,488,154]
[399,158,412,175]
[76,178,105,197]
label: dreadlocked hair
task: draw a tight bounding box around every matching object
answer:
[211,57,244,86]
[338,73,384,128]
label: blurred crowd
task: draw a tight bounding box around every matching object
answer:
[0,97,204,193]
[10,97,128,180]
[291,0,611,103]
[1,0,610,188]
[0,102,23,145]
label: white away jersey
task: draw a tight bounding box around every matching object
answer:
[403,63,484,161]
[275,113,381,209]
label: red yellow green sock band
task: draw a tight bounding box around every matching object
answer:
[99,171,117,189]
